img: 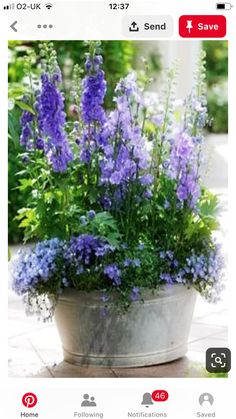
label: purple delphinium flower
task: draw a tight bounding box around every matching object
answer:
[21,154,30,164]
[167,131,201,208]
[162,160,169,170]
[88,210,96,220]
[100,195,112,211]
[115,72,139,98]
[193,100,207,129]
[81,54,107,125]
[143,190,153,199]
[35,72,73,172]
[35,137,45,150]
[80,147,91,164]
[20,111,34,149]
[104,263,121,286]
[77,55,107,165]
[98,73,152,208]
[152,114,164,127]
[139,174,154,186]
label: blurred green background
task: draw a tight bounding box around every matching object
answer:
[8,40,228,244]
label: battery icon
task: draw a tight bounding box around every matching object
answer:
[216,3,233,9]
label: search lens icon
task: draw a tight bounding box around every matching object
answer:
[206,348,231,373]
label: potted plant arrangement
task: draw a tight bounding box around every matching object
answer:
[11,42,224,367]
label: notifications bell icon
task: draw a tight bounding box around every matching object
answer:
[141,392,153,407]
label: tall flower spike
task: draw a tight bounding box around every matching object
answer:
[167,131,200,208]
[81,54,107,125]
[99,72,152,206]
[77,50,107,165]
[36,72,73,172]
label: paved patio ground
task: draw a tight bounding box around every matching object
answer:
[8,134,228,378]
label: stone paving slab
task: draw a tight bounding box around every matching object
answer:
[49,362,117,378]
[111,357,205,379]
[12,353,213,379]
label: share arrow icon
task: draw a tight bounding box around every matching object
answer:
[129,21,139,32]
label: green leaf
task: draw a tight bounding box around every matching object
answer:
[18,178,36,191]
[8,111,21,142]
[105,232,121,247]
[15,100,36,115]
[199,190,219,218]
[89,212,122,245]
[16,208,36,228]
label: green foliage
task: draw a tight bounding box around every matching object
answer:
[203,41,228,133]
[8,108,24,243]
[8,40,146,243]
[207,80,228,133]
[87,212,121,247]
[203,41,228,83]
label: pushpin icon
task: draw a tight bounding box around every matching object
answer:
[186,20,193,33]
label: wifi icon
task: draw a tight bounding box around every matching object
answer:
[45,3,53,9]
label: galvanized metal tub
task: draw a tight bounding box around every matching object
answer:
[54,285,197,367]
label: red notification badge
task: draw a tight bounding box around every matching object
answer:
[152,390,169,402]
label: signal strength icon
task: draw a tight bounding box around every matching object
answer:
[3,3,14,9]
[45,3,53,9]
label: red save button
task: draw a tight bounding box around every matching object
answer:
[179,15,226,38]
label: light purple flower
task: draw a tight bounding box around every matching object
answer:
[104,264,121,286]
[130,286,140,302]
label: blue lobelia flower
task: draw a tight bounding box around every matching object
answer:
[65,234,115,268]
[130,286,140,302]
[12,238,65,295]
[104,263,121,286]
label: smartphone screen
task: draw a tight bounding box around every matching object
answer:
[1,0,235,417]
